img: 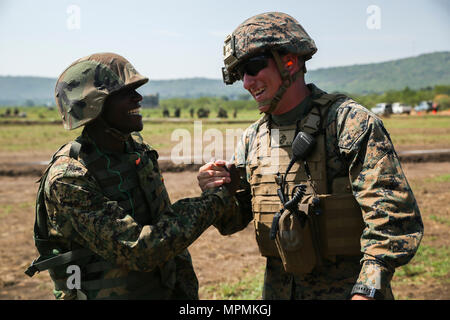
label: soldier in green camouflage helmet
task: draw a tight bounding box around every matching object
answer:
[222,11,317,115]
[26,52,240,300]
[198,12,424,300]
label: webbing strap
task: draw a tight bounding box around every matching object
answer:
[25,248,94,276]
[69,141,82,160]
[263,50,301,114]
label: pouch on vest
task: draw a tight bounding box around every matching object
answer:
[254,200,281,257]
[275,204,317,275]
[317,176,365,258]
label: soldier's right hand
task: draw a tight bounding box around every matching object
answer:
[197,160,231,192]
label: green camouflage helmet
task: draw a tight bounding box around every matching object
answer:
[222,12,317,85]
[55,53,148,130]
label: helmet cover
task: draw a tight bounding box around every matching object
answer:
[222,12,317,84]
[55,53,148,130]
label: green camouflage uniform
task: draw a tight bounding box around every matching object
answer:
[26,52,239,299]
[40,129,237,299]
[214,84,423,299]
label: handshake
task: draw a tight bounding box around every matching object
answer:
[197,160,240,196]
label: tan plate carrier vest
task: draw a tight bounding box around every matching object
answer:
[250,94,365,275]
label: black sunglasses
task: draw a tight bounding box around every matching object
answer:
[236,54,271,79]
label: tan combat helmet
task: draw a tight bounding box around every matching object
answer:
[222,12,317,113]
[55,53,148,130]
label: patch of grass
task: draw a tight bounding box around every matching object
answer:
[0,202,34,218]
[0,205,13,218]
[206,241,450,299]
[0,106,60,122]
[394,244,450,284]
[0,124,82,152]
[0,121,251,153]
[426,174,450,183]
[429,215,450,226]
[391,132,450,146]
[200,267,264,300]
[1,114,449,153]
[18,201,34,210]
[383,115,450,129]
[382,116,450,146]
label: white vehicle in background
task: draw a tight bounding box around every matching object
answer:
[414,101,433,113]
[371,103,392,116]
[392,102,412,114]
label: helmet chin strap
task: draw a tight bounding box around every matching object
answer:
[259,50,301,114]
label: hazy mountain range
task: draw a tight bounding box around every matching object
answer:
[0,51,448,105]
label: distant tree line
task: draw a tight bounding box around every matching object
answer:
[156,85,450,116]
[306,52,450,95]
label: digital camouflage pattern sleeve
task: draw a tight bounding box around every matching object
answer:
[331,100,424,295]
[44,154,238,272]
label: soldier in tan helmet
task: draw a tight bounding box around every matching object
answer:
[25,52,240,299]
[198,12,424,300]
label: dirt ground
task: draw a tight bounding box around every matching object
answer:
[0,155,449,300]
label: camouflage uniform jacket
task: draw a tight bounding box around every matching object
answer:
[42,129,237,299]
[215,84,424,297]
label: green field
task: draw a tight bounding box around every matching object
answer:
[382,115,450,147]
[1,109,449,153]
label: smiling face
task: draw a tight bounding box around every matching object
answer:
[102,85,144,133]
[242,52,304,114]
[242,57,283,113]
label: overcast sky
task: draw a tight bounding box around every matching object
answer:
[0,0,449,80]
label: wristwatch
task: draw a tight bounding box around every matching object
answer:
[351,284,384,300]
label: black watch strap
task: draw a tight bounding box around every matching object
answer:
[351,284,384,300]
